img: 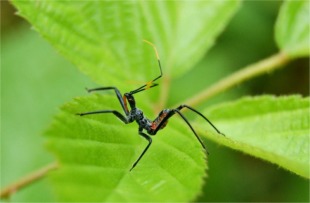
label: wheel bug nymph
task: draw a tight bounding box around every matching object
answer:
[77,40,224,171]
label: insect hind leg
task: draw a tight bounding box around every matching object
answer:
[176,105,224,136]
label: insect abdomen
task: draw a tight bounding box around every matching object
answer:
[150,109,171,131]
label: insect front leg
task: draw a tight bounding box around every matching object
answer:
[86,86,129,115]
[77,110,130,124]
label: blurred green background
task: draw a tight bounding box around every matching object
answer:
[1,0,309,202]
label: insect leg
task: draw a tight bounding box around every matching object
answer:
[176,105,224,136]
[130,130,152,171]
[172,109,206,150]
[86,86,129,115]
[77,110,129,124]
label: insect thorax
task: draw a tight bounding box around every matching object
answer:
[129,108,152,131]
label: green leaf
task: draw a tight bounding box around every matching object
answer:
[12,1,240,87]
[275,0,310,57]
[197,95,309,178]
[46,94,207,202]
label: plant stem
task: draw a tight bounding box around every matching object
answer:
[183,52,291,107]
[0,162,59,199]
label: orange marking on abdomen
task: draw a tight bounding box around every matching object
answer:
[151,112,168,131]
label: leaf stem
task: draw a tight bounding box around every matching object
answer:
[0,162,58,199]
[183,52,291,107]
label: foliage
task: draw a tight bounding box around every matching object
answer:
[4,0,309,202]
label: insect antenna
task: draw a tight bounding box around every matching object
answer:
[130,40,163,95]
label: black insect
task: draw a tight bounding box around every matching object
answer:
[77,40,224,171]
